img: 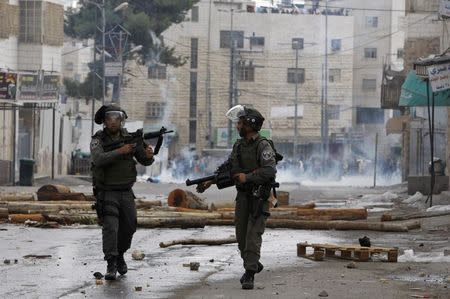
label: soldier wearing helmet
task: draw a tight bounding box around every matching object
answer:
[90,104,154,280]
[196,104,277,290]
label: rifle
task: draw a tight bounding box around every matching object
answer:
[186,164,280,200]
[102,126,173,155]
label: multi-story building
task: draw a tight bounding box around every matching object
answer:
[62,38,94,83]
[0,0,65,183]
[121,0,354,162]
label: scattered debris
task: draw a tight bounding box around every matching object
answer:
[419,272,426,277]
[36,184,92,201]
[426,205,450,212]
[95,279,103,285]
[168,189,208,210]
[358,236,371,247]
[131,250,145,261]
[135,286,142,291]
[93,272,104,279]
[189,262,200,271]
[159,236,237,248]
[209,259,214,262]
[23,255,52,259]
[402,192,424,206]
[318,290,329,297]
[444,249,450,256]
[3,259,10,264]
[346,262,356,269]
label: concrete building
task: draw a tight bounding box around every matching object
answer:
[0,0,65,184]
[62,38,94,83]
[121,0,355,162]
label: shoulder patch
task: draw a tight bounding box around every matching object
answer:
[262,148,275,161]
[90,138,100,150]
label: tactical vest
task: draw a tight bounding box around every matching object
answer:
[237,137,261,173]
[92,130,137,188]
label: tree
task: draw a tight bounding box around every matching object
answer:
[65,0,198,66]
[64,0,197,99]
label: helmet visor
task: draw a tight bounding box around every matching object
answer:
[104,111,125,123]
[225,105,246,122]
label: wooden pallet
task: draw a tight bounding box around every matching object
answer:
[297,242,398,262]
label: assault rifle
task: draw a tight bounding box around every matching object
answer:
[102,126,173,155]
[186,163,280,206]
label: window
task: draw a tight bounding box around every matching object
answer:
[148,65,166,79]
[146,102,166,119]
[189,120,197,144]
[189,72,197,118]
[366,16,378,28]
[327,105,340,120]
[191,6,199,22]
[287,68,305,84]
[238,63,255,82]
[362,79,377,90]
[65,62,74,72]
[397,48,404,59]
[19,1,42,43]
[356,108,385,124]
[329,69,341,83]
[292,38,304,50]
[331,39,341,51]
[250,36,265,47]
[220,31,244,48]
[191,38,198,69]
[364,48,377,59]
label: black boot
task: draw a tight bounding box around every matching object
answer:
[240,262,263,284]
[105,257,117,280]
[241,270,255,290]
[117,254,128,275]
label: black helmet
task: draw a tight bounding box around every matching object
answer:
[94,104,128,124]
[226,105,265,131]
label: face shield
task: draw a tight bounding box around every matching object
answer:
[225,105,246,122]
[104,111,126,127]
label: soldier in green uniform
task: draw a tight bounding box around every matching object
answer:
[197,105,277,290]
[90,104,154,280]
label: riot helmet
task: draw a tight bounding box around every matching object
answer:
[226,104,265,131]
[94,104,128,127]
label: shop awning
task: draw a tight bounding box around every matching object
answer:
[399,71,450,107]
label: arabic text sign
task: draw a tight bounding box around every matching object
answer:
[18,74,39,101]
[428,63,450,92]
[440,0,450,17]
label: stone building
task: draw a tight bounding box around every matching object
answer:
[121,0,355,161]
[0,0,65,184]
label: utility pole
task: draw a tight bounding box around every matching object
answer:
[293,46,299,158]
[227,1,236,148]
[321,0,329,161]
[101,0,106,104]
[206,0,213,148]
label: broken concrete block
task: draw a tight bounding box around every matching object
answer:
[189,262,200,271]
[132,250,145,260]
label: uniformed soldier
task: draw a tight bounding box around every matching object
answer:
[90,104,154,280]
[196,105,277,290]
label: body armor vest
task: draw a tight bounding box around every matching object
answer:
[92,130,137,187]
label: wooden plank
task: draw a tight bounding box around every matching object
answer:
[296,242,398,262]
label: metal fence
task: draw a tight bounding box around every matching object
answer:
[71,157,91,175]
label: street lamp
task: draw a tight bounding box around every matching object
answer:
[84,1,129,104]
